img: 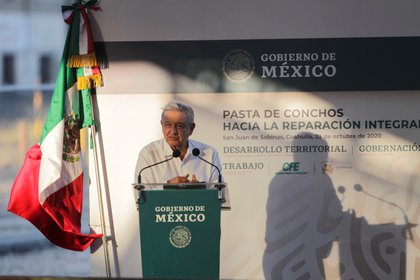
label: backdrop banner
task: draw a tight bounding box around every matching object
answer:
[89,10,420,280]
[95,37,420,93]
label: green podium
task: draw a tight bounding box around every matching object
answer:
[135,183,223,279]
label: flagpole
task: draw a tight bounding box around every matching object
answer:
[89,91,112,278]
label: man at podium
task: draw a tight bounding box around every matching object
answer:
[134,101,223,187]
[134,103,226,280]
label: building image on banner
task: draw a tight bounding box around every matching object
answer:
[87,1,420,279]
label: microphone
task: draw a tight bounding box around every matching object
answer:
[192,148,222,183]
[137,149,180,185]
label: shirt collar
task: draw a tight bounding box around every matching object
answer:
[162,139,175,158]
[162,139,195,158]
[187,140,206,158]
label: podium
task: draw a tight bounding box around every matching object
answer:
[133,183,225,279]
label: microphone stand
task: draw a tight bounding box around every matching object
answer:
[192,148,226,203]
[136,149,181,189]
[354,184,417,240]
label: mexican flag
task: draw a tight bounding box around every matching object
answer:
[8,1,102,251]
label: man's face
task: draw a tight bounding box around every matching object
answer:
[161,109,195,150]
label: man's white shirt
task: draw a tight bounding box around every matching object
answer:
[134,139,223,188]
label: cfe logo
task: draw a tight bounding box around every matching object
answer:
[282,162,300,172]
[276,162,307,175]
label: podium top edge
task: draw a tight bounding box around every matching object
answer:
[132,182,227,187]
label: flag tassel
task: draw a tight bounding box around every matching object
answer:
[67,52,98,68]
[77,74,102,90]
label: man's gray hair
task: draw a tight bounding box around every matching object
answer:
[161,101,195,124]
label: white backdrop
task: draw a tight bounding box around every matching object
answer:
[88,1,420,279]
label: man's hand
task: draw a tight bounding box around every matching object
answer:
[167,174,190,184]
[166,174,199,184]
[190,174,198,183]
